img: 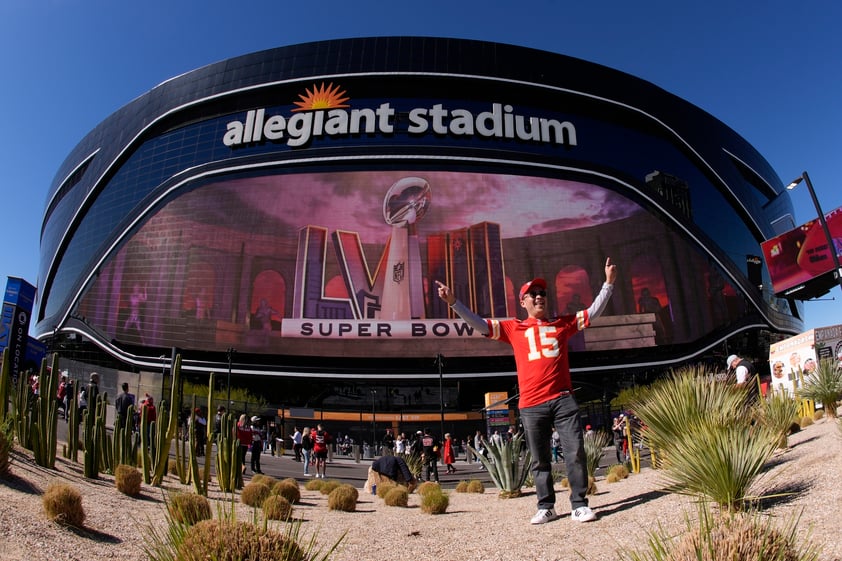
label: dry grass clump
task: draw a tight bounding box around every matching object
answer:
[455,480,469,493]
[272,480,301,504]
[327,484,358,512]
[623,510,820,561]
[376,481,396,498]
[114,463,143,496]
[419,487,449,514]
[304,478,323,491]
[383,486,409,507]
[251,473,276,487]
[42,482,85,528]
[0,428,11,478]
[318,479,341,495]
[263,494,293,521]
[417,481,441,496]
[800,416,814,429]
[176,519,306,561]
[466,479,485,493]
[167,492,212,525]
[607,464,630,483]
[241,481,272,507]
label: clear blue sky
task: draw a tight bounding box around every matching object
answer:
[1,0,840,333]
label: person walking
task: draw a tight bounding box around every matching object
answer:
[292,426,303,461]
[236,414,252,475]
[420,427,440,483]
[249,416,263,474]
[312,423,332,478]
[726,353,760,407]
[114,382,135,429]
[442,432,457,474]
[436,257,617,524]
[301,426,313,476]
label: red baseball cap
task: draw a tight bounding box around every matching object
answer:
[519,278,547,300]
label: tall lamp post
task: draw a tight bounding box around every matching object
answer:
[435,353,445,441]
[226,347,236,408]
[370,389,377,451]
[786,171,842,295]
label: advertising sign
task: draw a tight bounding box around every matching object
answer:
[0,277,37,383]
[761,205,842,297]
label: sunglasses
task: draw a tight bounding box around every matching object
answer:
[525,290,547,299]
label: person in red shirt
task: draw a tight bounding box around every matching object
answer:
[436,257,617,525]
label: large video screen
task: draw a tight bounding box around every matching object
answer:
[77,169,744,362]
[761,205,842,296]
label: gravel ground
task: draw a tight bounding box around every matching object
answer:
[1,416,840,561]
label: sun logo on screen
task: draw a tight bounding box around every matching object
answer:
[292,82,350,112]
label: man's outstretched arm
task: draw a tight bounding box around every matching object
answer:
[435,280,490,336]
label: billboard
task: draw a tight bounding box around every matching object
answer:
[769,324,842,396]
[0,277,37,383]
[75,168,746,369]
[761,205,842,297]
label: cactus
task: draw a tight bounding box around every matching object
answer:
[11,367,32,449]
[82,392,108,479]
[140,403,152,484]
[112,407,138,467]
[151,354,182,487]
[0,347,10,420]
[31,354,60,468]
[215,412,240,493]
[191,373,215,496]
[65,387,81,462]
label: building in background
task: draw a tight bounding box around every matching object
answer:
[33,37,804,434]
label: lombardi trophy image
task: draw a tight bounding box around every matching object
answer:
[380,177,431,320]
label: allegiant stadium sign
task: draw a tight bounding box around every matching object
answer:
[222,82,577,149]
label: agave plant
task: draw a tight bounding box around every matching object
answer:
[798,358,842,418]
[583,430,611,477]
[756,388,800,448]
[469,432,531,498]
[632,364,779,511]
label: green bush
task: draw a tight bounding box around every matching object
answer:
[42,482,85,528]
[798,358,842,418]
[756,389,800,448]
[114,463,143,496]
[631,365,779,511]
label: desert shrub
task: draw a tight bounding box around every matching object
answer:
[0,426,12,478]
[757,390,800,448]
[176,519,306,561]
[454,480,469,493]
[318,479,341,495]
[631,365,779,511]
[606,472,621,483]
[241,481,272,507]
[263,495,293,521]
[42,483,85,528]
[114,463,143,496]
[327,484,358,512]
[272,480,301,504]
[586,475,598,495]
[800,416,814,429]
[251,473,275,487]
[798,358,842,418]
[167,492,212,526]
[168,458,178,475]
[304,478,323,491]
[608,464,630,479]
[584,430,610,477]
[466,479,485,493]
[621,509,820,561]
[376,481,396,498]
[420,488,449,514]
[280,477,299,488]
[417,481,441,496]
[383,486,409,507]
[813,409,824,421]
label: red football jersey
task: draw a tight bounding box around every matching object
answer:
[486,311,588,409]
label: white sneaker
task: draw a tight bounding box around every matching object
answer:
[571,506,597,522]
[530,508,559,524]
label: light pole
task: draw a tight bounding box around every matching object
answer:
[786,171,842,296]
[226,347,235,408]
[435,353,445,441]
[370,389,377,451]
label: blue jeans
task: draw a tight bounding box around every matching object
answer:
[303,450,311,474]
[520,394,588,510]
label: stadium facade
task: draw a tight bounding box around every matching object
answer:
[34,37,804,425]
